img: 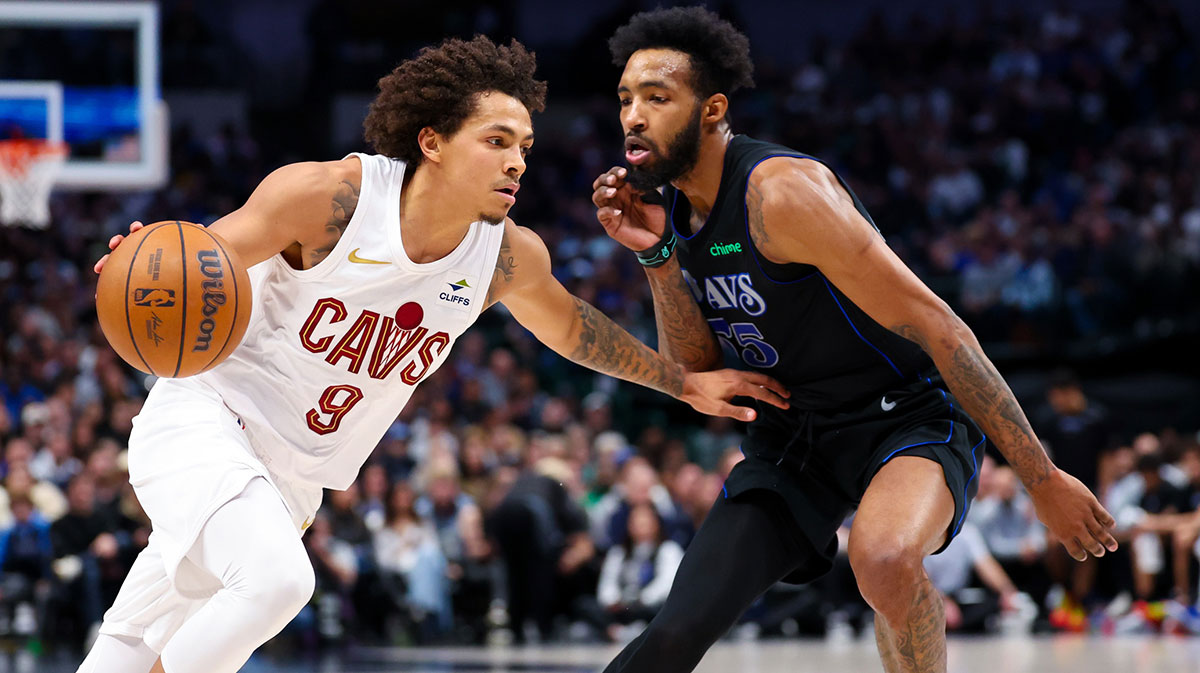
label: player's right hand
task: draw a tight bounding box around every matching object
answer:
[679,368,790,422]
[94,220,144,274]
[592,166,668,252]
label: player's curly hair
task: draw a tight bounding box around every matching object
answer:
[364,36,547,166]
[609,6,754,97]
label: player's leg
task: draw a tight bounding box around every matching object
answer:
[77,633,160,673]
[848,456,956,673]
[157,478,314,673]
[602,491,806,673]
[77,540,187,673]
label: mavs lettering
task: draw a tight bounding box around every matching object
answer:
[699,273,767,316]
[678,270,778,368]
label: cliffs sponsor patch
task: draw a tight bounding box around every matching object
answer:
[437,271,478,312]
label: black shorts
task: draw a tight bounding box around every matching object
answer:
[725,372,987,583]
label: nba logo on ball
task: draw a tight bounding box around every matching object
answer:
[437,271,477,313]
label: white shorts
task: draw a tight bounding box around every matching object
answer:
[100,380,319,649]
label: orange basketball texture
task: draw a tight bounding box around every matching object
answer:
[96,221,252,377]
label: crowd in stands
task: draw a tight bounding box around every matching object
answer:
[0,0,1197,655]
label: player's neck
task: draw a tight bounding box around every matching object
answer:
[671,129,732,224]
[398,165,477,264]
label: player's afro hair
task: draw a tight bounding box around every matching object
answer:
[609,6,754,97]
[364,36,547,166]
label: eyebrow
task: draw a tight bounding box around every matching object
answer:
[483,123,534,142]
[617,80,672,93]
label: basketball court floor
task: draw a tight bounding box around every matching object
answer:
[15,636,1200,673]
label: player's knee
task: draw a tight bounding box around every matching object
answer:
[263,558,315,615]
[230,553,315,617]
[848,536,924,608]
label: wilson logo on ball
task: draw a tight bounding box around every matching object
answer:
[193,250,228,352]
[133,288,176,307]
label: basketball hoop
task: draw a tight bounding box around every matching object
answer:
[0,139,68,229]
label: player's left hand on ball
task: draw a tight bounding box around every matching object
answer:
[94,220,145,273]
[680,369,790,421]
[1028,468,1118,562]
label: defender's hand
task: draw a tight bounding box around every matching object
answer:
[679,369,790,421]
[592,166,668,252]
[94,221,145,273]
[1029,468,1118,561]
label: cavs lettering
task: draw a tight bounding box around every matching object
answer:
[298,297,447,385]
[297,297,446,435]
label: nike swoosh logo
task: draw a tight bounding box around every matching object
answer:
[880,396,897,412]
[348,248,389,265]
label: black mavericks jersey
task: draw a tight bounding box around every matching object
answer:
[667,135,932,411]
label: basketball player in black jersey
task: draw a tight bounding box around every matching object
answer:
[591,8,1117,673]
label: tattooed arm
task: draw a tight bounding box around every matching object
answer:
[491,220,788,420]
[745,157,1117,561]
[591,166,723,371]
[206,157,362,269]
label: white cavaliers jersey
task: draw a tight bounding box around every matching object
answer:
[164,153,503,492]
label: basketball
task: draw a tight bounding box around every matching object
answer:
[96,220,252,377]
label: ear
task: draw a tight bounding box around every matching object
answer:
[417,127,442,164]
[702,93,729,127]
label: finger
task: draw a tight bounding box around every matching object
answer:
[596,206,623,228]
[616,167,626,178]
[714,403,756,422]
[734,381,789,410]
[108,234,124,250]
[1080,529,1106,558]
[1065,537,1087,562]
[591,186,621,208]
[94,255,109,274]
[593,167,623,191]
[737,371,791,398]
[129,220,144,232]
[1091,520,1119,552]
[1094,503,1116,530]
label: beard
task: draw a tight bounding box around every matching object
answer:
[480,212,507,226]
[625,103,704,192]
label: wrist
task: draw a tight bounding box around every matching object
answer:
[1026,466,1061,495]
[636,229,677,268]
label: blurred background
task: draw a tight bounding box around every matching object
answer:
[0,0,1199,667]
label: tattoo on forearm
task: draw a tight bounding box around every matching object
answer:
[646,267,721,371]
[308,178,360,267]
[567,297,683,397]
[484,230,518,308]
[889,322,1053,487]
[887,575,947,672]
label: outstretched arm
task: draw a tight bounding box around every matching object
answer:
[96,158,363,273]
[592,166,723,371]
[487,221,788,420]
[745,157,1117,562]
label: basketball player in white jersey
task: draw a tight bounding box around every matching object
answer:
[80,37,789,673]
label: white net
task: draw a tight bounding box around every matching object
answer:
[0,140,67,229]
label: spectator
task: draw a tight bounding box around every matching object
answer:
[373,481,451,642]
[594,503,684,641]
[0,493,54,637]
[487,460,594,643]
[923,523,1032,633]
